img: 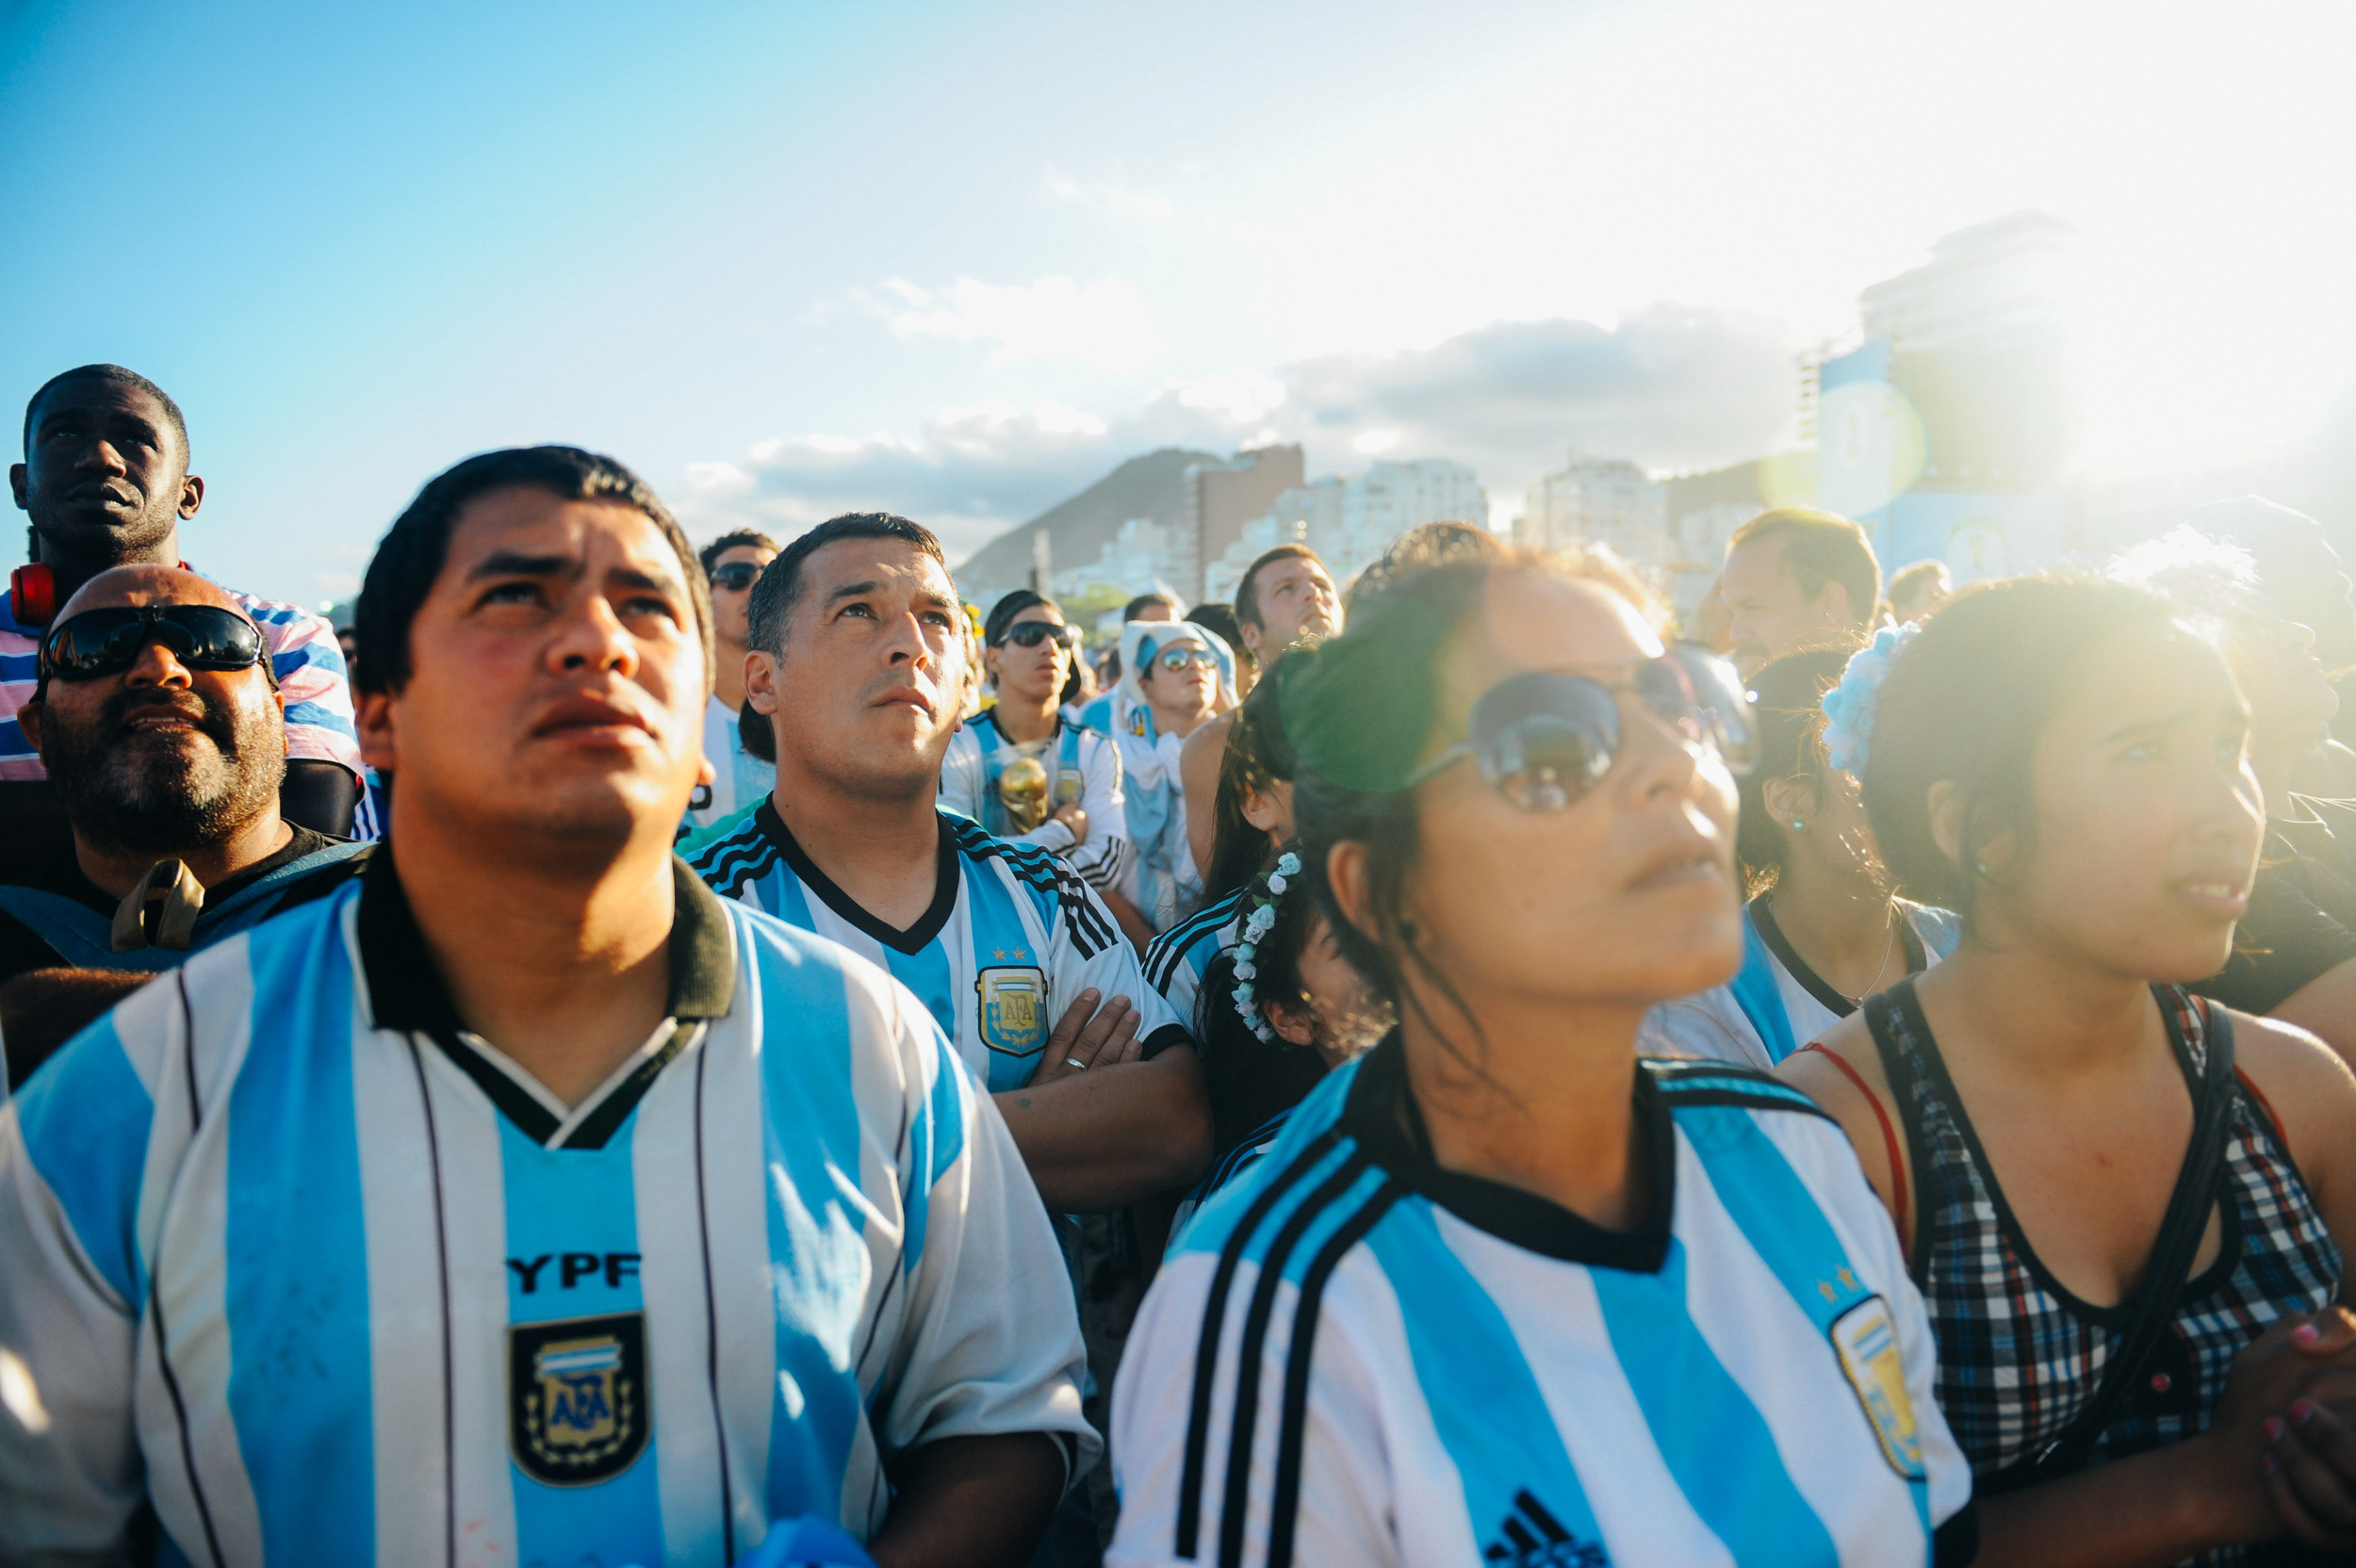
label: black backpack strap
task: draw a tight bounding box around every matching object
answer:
[1991,999,2239,1491]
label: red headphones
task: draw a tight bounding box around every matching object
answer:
[10,563,57,627]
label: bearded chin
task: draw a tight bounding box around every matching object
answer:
[51,710,286,862]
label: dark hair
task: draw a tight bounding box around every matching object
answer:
[1888,558,1949,606]
[1186,602,1243,657]
[1289,547,1661,1061]
[984,588,1059,645]
[746,512,943,656]
[1727,508,1881,629]
[1203,652,1304,900]
[1733,645,1861,896]
[1343,521,1502,614]
[697,528,779,576]
[1123,590,1182,622]
[1861,575,2181,918]
[1235,544,1324,636]
[23,364,190,469]
[353,446,712,696]
[1193,858,1336,1159]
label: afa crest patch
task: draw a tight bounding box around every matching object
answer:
[509,1311,649,1486]
[977,966,1048,1057]
[1829,1296,1924,1479]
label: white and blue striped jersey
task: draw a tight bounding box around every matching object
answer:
[1142,886,1248,1030]
[1109,1039,1975,1568]
[939,710,1132,898]
[687,804,1190,1093]
[0,855,1093,1567]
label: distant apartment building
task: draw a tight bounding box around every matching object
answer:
[1179,445,1305,601]
[1515,455,1667,566]
[1050,515,1186,602]
[1202,459,1488,600]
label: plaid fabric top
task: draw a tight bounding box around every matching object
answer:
[1873,982,2339,1514]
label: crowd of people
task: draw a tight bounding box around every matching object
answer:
[8,361,2356,1567]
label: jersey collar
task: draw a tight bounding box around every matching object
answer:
[355,846,737,1149]
[753,797,961,956]
[1339,1030,1677,1273]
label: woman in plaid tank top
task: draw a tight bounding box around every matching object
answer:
[1784,577,2356,1564]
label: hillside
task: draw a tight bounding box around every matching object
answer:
[955,446,1218,595]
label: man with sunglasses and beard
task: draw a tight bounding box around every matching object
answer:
[0,565,367,1089]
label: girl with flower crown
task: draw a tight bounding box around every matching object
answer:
[1781,575,2356,1563]
[1110,547,1979,1567]
[1640,633,1959,1070]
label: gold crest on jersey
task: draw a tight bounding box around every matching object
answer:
[977,966,1048,1057]
[509,1312,649,1486]
[1830,1295,1925,1478]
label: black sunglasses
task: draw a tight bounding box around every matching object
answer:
[996,621,1079,650]
[40,604,268,684]
[1402,645,1758,810]
[709,562,762,592]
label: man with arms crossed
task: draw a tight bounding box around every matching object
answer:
[0,449,1090,1566]
[688,514,1211,1214]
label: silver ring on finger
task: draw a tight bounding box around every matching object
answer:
[1065,1056,1089,1071]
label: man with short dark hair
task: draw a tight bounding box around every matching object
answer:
[1182,543,1340,875]
[1886,557,1953,626]
[0,564,368,1086]
[2,450,1090,1564]
[4,367,364,862]
[1719,506,1881,674]
[688,526,779,831]
[689,512,1212,1213]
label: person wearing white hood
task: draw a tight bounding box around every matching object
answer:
[1115,616,1235,932]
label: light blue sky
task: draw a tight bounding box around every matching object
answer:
[8,0,2354,606]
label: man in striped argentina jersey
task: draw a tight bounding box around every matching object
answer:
[0,447,1092,1566]
[690,513,1211,1215]
[5,366,366,847]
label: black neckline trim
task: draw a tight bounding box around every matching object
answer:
[356,849,735,1149]
[1337,1031,1676,1271]
[755,799,959,956]
[1752,896,1926,1021]
[1878,977,2242,1322]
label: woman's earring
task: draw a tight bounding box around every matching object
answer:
[1792,820,1807,832]
[1974,858,1990,874]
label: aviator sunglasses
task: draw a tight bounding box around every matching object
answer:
[40,604,268,685]
[1157,645,1218,673]
[708,561,763,592]
[996,620,1080,650]
[1402,645,1759,811]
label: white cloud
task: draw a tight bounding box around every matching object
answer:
[1045,171,1176,223]
[882,274,1166,373]
[1171,367,1286,424]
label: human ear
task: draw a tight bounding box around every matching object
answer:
[178,472,205,520]
[354,690,396,775]
[1263,995,1318,1049]
[744,650,781,717]
[1926,780,1972,875]
[1760,776,1819,834]
[16,697,42,756]
[1326,840,1378,945]
[1241,780,1282,835]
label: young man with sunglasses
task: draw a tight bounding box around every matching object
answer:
[0,565,368,1088]
[4,367,365,868]
[0,449,1093,1565]
[687,527,779,832]
[941,590,1154,948]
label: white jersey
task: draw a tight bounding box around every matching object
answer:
[0,855,1092,1566]
[939,709,1132,898]
[1110,1041,1975,1568]
[1640,900,1961,1071]
[685,693,777,833]
[687,805,1190,1092]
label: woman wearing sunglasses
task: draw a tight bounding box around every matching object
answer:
[1108,549,1976,1567]
[1114,617,1237,933]
[1641,641,1958,1070]
[940,590,1153,945]
[1781,577,2356,1563]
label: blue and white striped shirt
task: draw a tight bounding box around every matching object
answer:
[1109,1037,1976,1568]
[687,805,1188,1093]
[0,855,1092,1566]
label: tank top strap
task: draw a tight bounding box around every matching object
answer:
[1861,976,1939,1276]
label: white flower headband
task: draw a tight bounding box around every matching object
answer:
[1819,623,1919,776]
[1232,852,1302,1044]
